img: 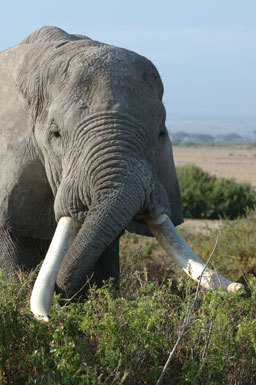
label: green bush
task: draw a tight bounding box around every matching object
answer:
[1,271,256,385]
[1,211,256,384]
[177,164,256,219]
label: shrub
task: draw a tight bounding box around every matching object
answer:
[176,164,256,219]
[1,271,256,384]
[1,211,256,384]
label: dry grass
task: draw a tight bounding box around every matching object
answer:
[173,145,256,190]
[179,218,223,235]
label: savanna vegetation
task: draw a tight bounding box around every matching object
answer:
[1,209,256,384]
[177,164,256,219]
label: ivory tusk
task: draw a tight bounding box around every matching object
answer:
[30,217,81,322]
[145,214,244,292]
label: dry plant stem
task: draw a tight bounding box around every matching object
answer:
[198,321,213,375]
[155,233,221,385]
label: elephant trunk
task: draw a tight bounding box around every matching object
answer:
[55,178,147,298]
[30,175,147,321]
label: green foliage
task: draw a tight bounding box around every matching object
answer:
[177,164,256,219]
[1,273,256,384]
[1,211,256,384]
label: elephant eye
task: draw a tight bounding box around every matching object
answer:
[49,120,61,140]
[159,121,167,139]
[159,130,166,139]
[53,131,61,138]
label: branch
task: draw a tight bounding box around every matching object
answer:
[155,232,221,385]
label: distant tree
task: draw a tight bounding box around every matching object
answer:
[215,133,244,143]
[190,134,214,142]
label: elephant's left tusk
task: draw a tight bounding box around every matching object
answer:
[145,214,244,293]
[30,217,81,322]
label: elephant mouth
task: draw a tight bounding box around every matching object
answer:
[30,214,244,322]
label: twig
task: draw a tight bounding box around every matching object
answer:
[199,320,213,373]
[155,232,221,385]
[62,274,93,306]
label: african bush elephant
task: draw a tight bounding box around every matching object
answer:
[0,27,242,321]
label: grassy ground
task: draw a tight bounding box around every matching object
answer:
[1,210,256,384]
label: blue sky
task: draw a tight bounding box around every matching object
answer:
[1,0,256,136]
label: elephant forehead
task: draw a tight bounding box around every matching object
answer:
[16,36,164,123]
[63,50,164,114]
[41,45,163,117]
[65,45,160,86]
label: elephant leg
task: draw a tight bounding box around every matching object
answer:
[91,237,120,290]
[0,227,50,274]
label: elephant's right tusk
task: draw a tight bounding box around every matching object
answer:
[30,217,81,322]
[146,214,244,292]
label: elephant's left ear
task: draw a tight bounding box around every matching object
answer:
[157,134,184,226]
[127,135,183,237]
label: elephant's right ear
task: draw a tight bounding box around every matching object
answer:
[2,44,46,125]
[1,49,31,124]
[156,133,184,226]
[0,46,56,240]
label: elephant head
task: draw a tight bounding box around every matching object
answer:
[0,27,243,321]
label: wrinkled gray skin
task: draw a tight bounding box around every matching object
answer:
[0,26,183,298]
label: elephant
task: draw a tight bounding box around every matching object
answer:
[0,26,242,321]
